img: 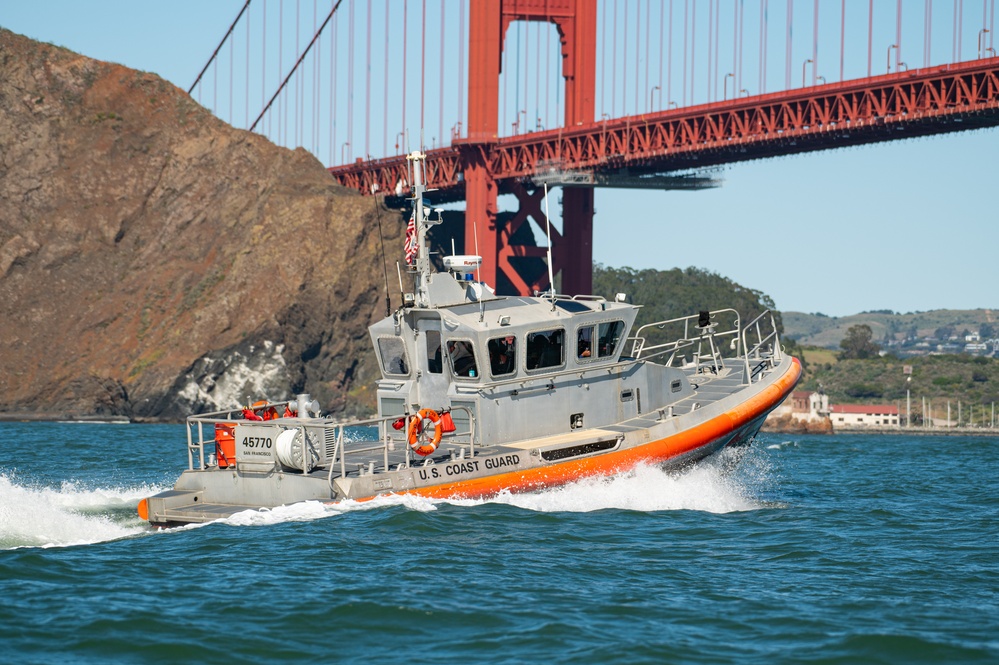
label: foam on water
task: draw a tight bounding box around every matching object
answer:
[0,472,157,549]
[209,446,774,528]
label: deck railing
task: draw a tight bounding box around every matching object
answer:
[627,309,742,370]
[184,404,477,483]
[740,310,782,383]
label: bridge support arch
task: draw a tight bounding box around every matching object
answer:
[466,0,596,296]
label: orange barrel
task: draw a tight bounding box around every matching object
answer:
[215,423,237,468]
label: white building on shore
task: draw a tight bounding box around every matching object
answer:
[829,404,900,428]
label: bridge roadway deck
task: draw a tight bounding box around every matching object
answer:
[330,57,999,203]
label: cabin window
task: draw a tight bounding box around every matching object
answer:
[488,336,517,377]
[446,339,479,378]
[425,330,443,374]
[377,337,410,376]
[577,326,594,358]
[598,321,625,357]
[577,320,625,360]
[526,328,564,371]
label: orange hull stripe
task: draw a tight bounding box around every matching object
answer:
[399,357,802,500]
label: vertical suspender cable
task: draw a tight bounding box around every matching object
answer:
[668,0,673,105]
[523,16,528,129]
[659,0,665,104]
[956,0,964,62]
[545,3,550,127]
[536,18,541,130]
[384,0,389,154]
[402,0,407,151]
[336,10,337,164]
[953,1,958,62]
[991,0,995,50]
[624,2,629,112]
[758,0,763,94]
[732,0,741,92]
[733,0,738,94]
[263,0,267,134]
[869,0,874,76]
[813,0,818,86]
[229,25,234,124]
[347,0,353,155]
[292,0,302,146]
[896,0,902,70]
[709,0,714,102]
[787,0,793,89]
[459,0,466,138]
[503,28,508,134]
[245,14,250,129]
[738,0,743,92]
[366,0,372,157]
[714,0,719,99]
[280,1,285,147]
[421,0,426,140]
[315,0,320,155]
[635,2,641,112]
[646,0,651,108]
[763,0,769,93]
[958,0,964,61]
[682,0,688,106]
[440,0,446,145]
[690,2,696,105]
[924,0,930,68]
[601,1,606,117]
[841,0,846,80]
[516,20,521,130]
[613,0,617,117]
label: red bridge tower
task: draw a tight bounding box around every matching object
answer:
[463,0,597,295]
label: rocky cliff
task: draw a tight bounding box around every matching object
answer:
[0,29,402,420]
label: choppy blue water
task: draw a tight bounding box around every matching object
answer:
[1,422,997,664]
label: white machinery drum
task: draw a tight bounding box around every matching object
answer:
[274,428,319,472]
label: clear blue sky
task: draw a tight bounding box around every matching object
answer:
[3,1,997,316]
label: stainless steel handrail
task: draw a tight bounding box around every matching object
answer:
[740,309,782,383]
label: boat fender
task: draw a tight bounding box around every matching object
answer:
[408,408,443,457]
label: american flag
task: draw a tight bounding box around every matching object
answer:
[404,212,418,265]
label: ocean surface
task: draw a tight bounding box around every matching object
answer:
[1,422,997,664]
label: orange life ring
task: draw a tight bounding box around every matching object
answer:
[407,408,443,456]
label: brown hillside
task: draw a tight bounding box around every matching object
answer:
[0,29,401,420]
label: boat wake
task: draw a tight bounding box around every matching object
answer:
[0,448,778,545]
[0,472,159,550]
[214,446,777,528]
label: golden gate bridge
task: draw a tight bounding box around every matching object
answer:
[189,0,999,296]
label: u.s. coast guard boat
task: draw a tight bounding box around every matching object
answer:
[138,152,800,527]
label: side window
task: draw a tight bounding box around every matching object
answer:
[526,329,565,371]
[577,321,625,361]
[577,326,594,358]
[597,321,625,358]
[377,337,409,376]
[426,330,443,374]
[488,336,517,377]
[446,339,479,378]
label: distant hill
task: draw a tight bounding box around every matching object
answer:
[783,309,997,348]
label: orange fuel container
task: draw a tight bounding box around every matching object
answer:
[215,423,237,468]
